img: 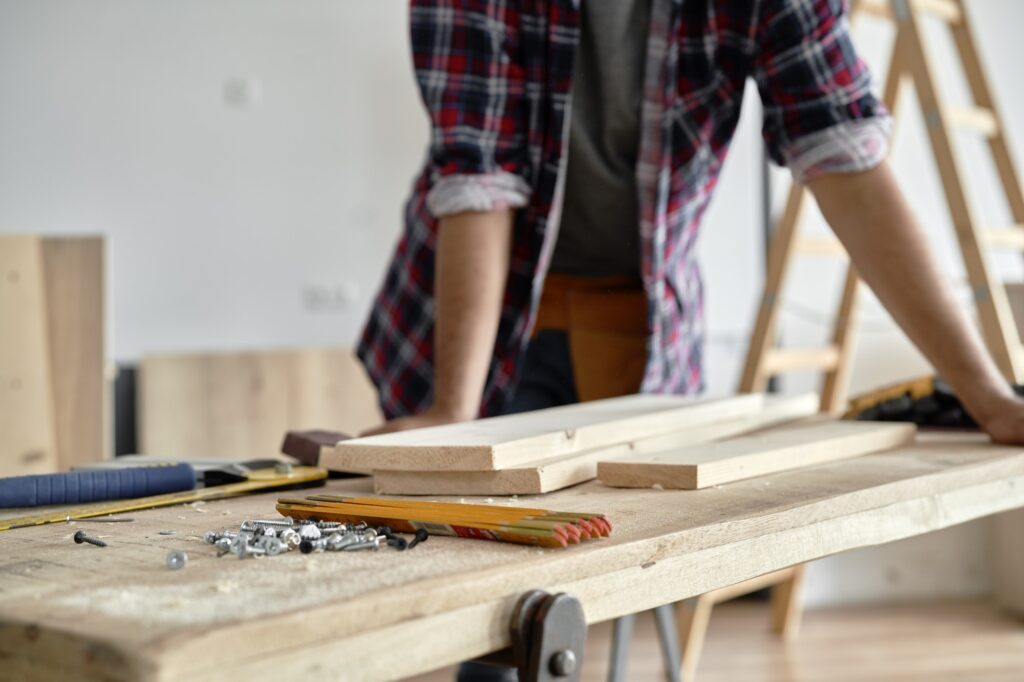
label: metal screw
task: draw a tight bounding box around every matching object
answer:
[299,538,329,554]
[73,531,107,547]
[325,532,363,551]
[204,530,239,544]
[316,521,345,530]
[342,536,384,552]
[280,529,301,550]
[232,537,267,559]
[240,518,293,532]
[407,529,429,550]
[256,536,285,556]
[298,524,322,540]
[549,650,577,677]
[166,550,188,570]
[388,536,408,551]
[215,537,233,555]
[255,517,294,526]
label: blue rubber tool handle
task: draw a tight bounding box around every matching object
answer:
[0,463,197,508]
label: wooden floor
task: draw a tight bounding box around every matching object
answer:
[407,599,1024,682]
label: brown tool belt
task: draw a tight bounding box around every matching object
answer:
[533,274,648,402]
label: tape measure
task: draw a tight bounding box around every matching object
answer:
[0,465,328,532]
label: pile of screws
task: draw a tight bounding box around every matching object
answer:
[203,517,425,559]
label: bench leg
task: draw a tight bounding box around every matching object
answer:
[676,595,714,682]
[770,563,807,640]
[607,614,635,682]
[653,604,683,682]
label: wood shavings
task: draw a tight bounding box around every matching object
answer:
[214,581,237,594]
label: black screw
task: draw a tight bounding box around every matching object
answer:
[387,536,408,551]
[73,530,107,547]
[406,529,429,550]
[375,526,394,538]
[299,539,315,555]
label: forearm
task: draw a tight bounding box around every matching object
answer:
[808,161,1016,424]
[431,209,513,420]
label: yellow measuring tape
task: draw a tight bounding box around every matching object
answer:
[0,466,328,532]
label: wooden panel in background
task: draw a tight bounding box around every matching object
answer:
[139,347,381,460]
[0,235,59,475]
[325,393,767,473]
[597,420,916,489]
[40,236,107,468]
[373,394,819,496]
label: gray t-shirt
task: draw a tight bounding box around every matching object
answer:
[550,0,651,278]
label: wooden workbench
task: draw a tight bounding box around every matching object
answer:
[1,433,1022,681]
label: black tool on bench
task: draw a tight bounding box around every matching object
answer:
[847,375,1024,428]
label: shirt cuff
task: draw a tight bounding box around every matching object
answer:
[783,117,893,184]
[425,172,532,217]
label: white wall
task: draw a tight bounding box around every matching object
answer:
[0,0,426,359]
[2,1,1022,606]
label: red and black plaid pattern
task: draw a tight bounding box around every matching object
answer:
[360,0,885,419]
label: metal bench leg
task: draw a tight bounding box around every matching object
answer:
[653,605,683,682]
[607,614,635,682]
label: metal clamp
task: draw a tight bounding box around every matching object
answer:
[510,590,586,682]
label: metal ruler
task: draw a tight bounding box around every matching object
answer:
[0,465,328,531]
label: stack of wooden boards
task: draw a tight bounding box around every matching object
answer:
[0,235,106,476]
[322,393,918,495]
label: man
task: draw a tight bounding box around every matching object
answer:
[359,0,1024,448]
[360,5,1024,678]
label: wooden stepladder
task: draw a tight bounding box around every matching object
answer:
[677,0,1024,679]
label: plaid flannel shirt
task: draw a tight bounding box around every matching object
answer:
[359,0,890,419]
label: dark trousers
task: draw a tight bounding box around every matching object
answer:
[457,331,577,682]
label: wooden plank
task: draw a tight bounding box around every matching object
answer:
[324,394,767,473]
[597,420,916,490]
[0,434,1021,681]
[40,236,107,468]
[372,394,819,495]
[0,236,59,476]
[139,348,381,460]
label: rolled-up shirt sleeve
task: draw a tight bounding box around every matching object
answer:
[411,1,533,217]
[426,170,532,216]
[752,0,892,184]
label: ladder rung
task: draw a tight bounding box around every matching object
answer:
[946,106,999,137]
[763,347,841,375]
[856,0,892,19]
[981,227,1024,250]
[856,0,962,23]
[793,236,848,258]
[916,0,962,23]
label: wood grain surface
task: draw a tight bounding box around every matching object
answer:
[0,235,59,476]
[597,420,916,489]
[325,394,767,472]
[0,433,1022,680]
[372,394,819,495]
[139,347,381,460]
